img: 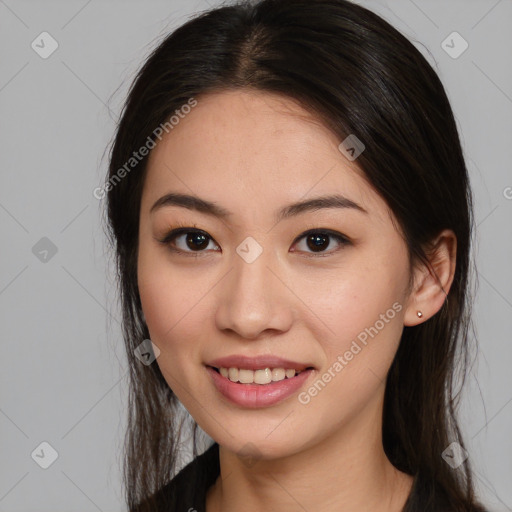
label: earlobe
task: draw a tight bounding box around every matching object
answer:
[403,229,457,326]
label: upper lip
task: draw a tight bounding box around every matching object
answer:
[205,355,314,371]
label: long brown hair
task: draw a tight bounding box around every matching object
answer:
[103,0,485,510]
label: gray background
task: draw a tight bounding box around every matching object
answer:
[1,0,511,510]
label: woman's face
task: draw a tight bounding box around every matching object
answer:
[137,90,414,459]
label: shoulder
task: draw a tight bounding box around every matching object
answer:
[132,442,219,512]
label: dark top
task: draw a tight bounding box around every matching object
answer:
[133,441,489,512]
[133,442,220,512]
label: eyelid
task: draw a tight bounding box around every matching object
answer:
[291,227,349,244]
[157,227,218,253]
[156,222,205,245]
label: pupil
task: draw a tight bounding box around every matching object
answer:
[307,233,328,252]
[186,232,209,251]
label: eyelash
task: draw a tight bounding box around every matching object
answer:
[156,222,351,258]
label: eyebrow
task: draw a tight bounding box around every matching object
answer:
[150,192,367,221]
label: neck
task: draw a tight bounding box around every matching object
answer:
[206,387,414,512]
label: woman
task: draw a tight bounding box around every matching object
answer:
[103,0,488,510]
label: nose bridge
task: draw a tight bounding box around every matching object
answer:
[231,239,276,312]
[215,238,291,338]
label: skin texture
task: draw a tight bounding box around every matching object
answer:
[137,90,456,512]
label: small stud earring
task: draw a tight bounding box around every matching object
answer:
[417,311,423,318]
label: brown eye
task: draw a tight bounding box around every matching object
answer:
[291,230,350,255]
[159,228,219,254]
[182,231,210,251]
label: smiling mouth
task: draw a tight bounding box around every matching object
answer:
[208,365,314,385]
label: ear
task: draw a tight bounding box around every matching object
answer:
[403,229,457,326]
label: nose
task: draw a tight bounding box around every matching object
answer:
[214,247,294,340]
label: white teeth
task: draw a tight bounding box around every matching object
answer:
[254,368,272,384]
[285,369,296,379]
[228,367,238,381]
[238,369,254,384]
[272,368,286,381]
[217,366,307,384]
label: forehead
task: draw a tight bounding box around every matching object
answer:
[142,90,390,226]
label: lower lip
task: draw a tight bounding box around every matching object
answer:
[205,366,314,408]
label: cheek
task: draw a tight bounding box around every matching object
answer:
[294,256,407,407]
[295,260,406,348]
[137,245,204,355]
[137,256,211,399]
[297,295,404,435]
